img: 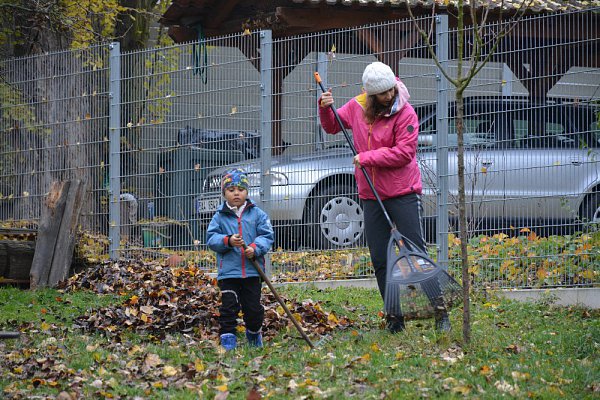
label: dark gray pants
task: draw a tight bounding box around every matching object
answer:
[363,193,428,300]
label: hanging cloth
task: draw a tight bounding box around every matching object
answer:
[192,23,208,84]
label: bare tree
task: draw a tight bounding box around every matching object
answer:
[406,0,532,343]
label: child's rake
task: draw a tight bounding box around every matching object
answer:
[242,243,315,349]
[314,72,462,321]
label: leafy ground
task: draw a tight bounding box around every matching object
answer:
[1,261,599,399]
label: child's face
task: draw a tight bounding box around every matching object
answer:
[224,186,248,207]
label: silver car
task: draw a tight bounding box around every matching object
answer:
[196,98,600,249]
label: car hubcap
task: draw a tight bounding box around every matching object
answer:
[319,196,364,246]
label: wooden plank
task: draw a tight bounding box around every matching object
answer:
[48,179,87,287]
[0,228,38,239]
[29,181,71,289]
[0,278,30,285]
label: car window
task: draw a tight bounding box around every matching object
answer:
[417,101,600,150]
[586,120,600,148]
[511,106,600,149]
[574,109,600,149]
[418,112,498,149]
[512,119,564,149]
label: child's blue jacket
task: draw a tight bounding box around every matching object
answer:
[206,199,274,280]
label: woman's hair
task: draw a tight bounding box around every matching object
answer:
[364,86,398,124]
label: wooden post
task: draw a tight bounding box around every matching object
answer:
[29,181,71,289]
[29,179,86,288]
[47,179,87,287]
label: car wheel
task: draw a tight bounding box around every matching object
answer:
[306,185,364,249]
[580,192,600,226]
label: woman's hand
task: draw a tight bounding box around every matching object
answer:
[319,90,334,108]
[353,154,361,168]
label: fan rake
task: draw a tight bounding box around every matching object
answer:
[384,230,462,320]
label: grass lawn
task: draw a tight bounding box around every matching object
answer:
[1,284,598,399]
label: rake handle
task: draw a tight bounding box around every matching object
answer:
[0,331,20,339]
[242,244,315,349]
[314,72,396,232]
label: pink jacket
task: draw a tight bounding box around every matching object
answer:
[318,79,422,201]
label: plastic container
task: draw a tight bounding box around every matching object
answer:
[141,223,170,248]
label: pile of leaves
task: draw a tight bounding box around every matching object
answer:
[63,260,352,341]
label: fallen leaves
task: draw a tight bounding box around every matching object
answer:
[505,343,524,354]
[494,379,520,395]
[440,345,464,364]
[63,260,352,341]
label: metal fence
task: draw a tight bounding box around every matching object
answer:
[0,45,110,233]
[0,9,598,288]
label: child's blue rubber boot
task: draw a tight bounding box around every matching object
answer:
[220,333,237,351]
[245,330,263,348]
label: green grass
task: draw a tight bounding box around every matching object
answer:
[0,286,119,324]
[1,285,599,399]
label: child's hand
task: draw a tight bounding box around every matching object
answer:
[229,234,244,247]
[244,246,255,259]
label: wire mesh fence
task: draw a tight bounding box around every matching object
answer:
[0,45,110,234]
[438,11,600,288]
[0,9,598,288]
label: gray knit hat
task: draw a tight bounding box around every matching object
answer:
[362,62,396,95]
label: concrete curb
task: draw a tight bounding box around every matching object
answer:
[271,278,600,309]
[496,287,600,309]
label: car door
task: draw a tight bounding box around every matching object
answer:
[417,102,505,228]
[453,110,506,225]
[500,104,597,225]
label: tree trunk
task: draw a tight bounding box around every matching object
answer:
[3,30,105,232]
[455,92,471,344]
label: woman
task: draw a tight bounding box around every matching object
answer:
[318,61,450,333]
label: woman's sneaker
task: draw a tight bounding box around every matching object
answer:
[435,313,451,332]
[386,315,405,333]
[220,333,237,351]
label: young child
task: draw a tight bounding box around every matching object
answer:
[206,168,274,350]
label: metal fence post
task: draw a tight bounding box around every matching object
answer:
[108,42,121,260]
[435,14,450,270]
[260,30,273,277]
